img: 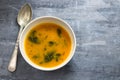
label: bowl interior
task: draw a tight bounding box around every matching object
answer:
[19,16,76,71]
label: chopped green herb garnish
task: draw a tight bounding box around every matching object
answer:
[39,61,43,64]
[54,53,61,62]
[32,53,40,59]
[57,28,62,37]
[43,51,61,63]
[56,53,61,57]
[44,47,47,51]
[28,30,40,44]
[32,55,39,59]
[48,41,55,46]
[44,51,55,62]
[29,37,39,43]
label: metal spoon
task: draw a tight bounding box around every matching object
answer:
[8,3,32,72]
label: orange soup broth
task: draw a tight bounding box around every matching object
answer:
[24,22,71,68]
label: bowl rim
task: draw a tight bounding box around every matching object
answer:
[19,16,76,71]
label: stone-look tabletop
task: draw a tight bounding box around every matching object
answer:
[0,0,120,80]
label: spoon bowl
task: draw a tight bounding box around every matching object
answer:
[17,4,32,27]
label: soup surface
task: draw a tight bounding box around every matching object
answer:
[24,22,71,68]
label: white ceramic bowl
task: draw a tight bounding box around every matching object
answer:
[19,16,76,71]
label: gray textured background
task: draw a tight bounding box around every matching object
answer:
[0,0,120,80]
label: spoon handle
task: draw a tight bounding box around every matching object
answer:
[8,27,23,72]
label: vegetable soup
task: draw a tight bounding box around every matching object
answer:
[24,22,71,68]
